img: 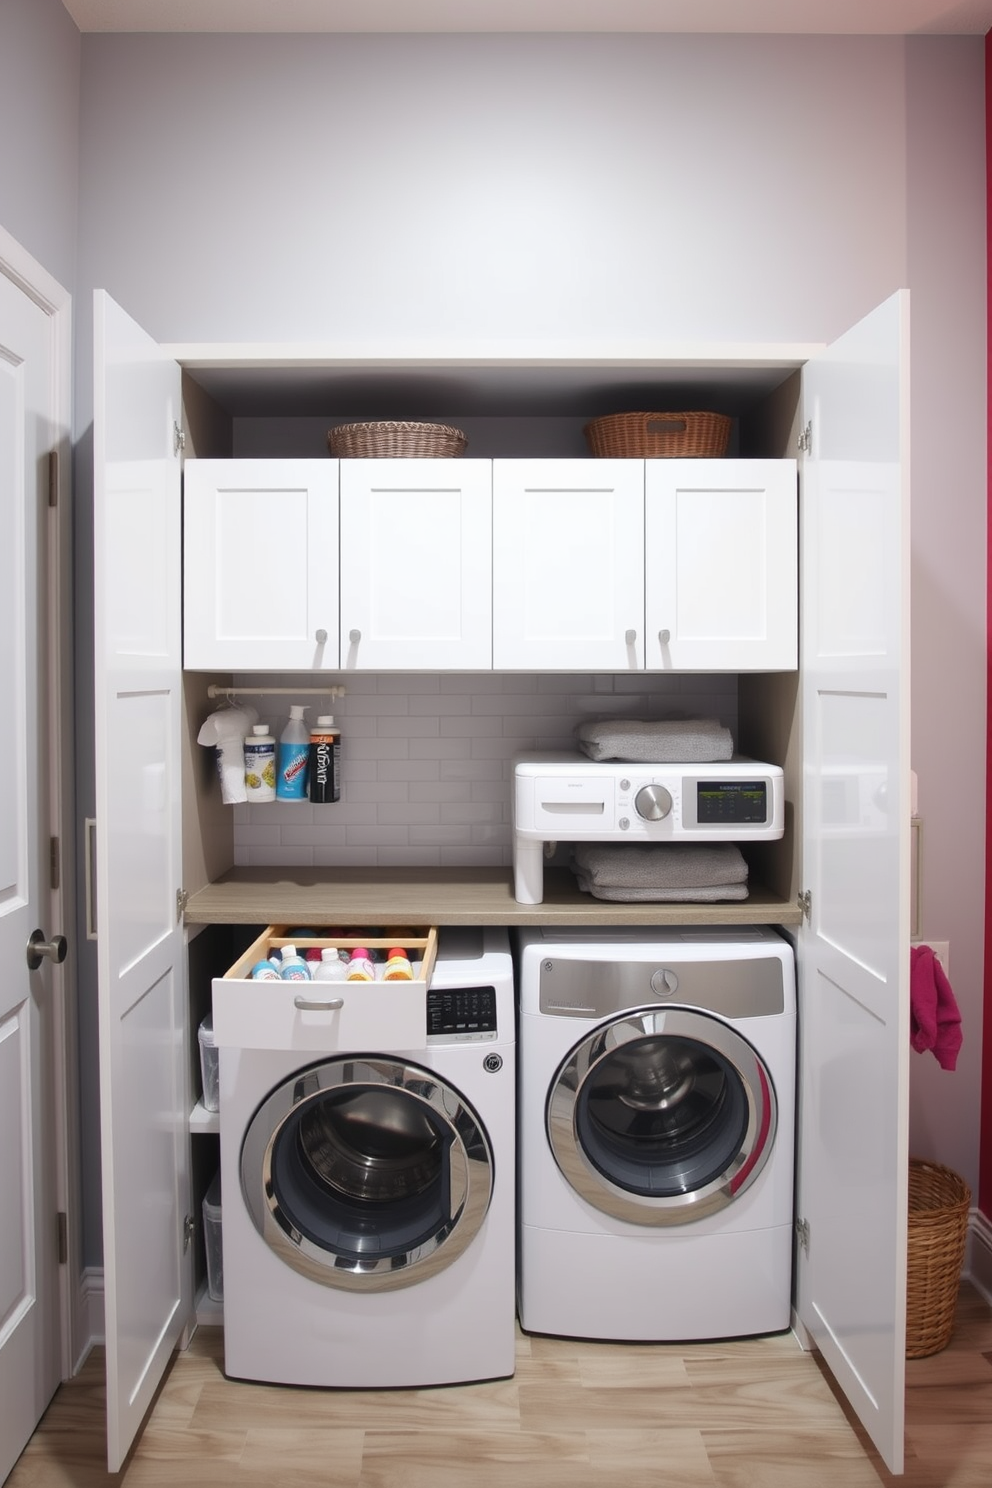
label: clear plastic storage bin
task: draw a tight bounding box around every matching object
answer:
[202,1171,223,1303]
[198,1014,219,1113]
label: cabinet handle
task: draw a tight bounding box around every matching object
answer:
[315,628,328,645]
[625,629,637,646]
[349,628,361,644]
[294,994,345,1012]
[84,817,97,939]
[658,629,671,645]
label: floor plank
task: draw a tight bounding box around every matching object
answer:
[7,1283,992,1486]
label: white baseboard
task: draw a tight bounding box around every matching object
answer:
[965,1208,992,1305]
[75,1266,105,1367]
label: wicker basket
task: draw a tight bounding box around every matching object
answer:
[906,1158,971,1358]
[584,410,732,459]
[327,421,467,459]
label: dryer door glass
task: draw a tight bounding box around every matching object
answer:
[547,1009,776,1225]
[240,1056,494,1290]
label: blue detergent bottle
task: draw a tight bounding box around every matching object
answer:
[276,705,309,800]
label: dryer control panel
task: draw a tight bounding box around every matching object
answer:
[427,984,499,1043]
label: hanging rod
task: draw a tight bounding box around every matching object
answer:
[207,685,347,700]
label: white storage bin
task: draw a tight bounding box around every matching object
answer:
[202,1171,223,1303]
[198,1013,219,1113]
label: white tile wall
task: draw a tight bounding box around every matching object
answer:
[232,672,738,868]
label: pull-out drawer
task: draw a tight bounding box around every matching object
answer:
[212,925,439,1053]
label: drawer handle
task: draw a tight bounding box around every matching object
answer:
[294,995,345,1011]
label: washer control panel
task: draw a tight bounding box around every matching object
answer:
[426,984,498,1043]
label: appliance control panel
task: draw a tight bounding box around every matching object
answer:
[426,984,498,1043]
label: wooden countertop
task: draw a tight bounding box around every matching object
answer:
[184,867,802,928]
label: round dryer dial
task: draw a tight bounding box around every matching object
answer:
[634,783,673,821]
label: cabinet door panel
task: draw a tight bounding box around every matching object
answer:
[493,459,644,670]
[183,459,338,669]
[340,459,491,669]
[645,460,797,671]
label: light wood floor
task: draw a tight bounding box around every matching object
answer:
[8,1284,992,1488]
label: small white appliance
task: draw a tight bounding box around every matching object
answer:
[516,926,796,1341]
[216,927,516,1387]
[512,752,785,903]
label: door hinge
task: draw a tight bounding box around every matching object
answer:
[183,1213,196,1253]
[48,449,59,507]
[176,887,189,922]
[49,836,61,891]
[173,421,186,456]
[798,888,812,923]
[798,421,812,454]
[57,1210,68,1265]
[795,1216,810,1256]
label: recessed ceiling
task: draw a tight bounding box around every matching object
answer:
[58,0,992,35]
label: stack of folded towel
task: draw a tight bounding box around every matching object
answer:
[571,843,749,902]
[574,717,733,763]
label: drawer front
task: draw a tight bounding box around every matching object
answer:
[212,975,428,1052]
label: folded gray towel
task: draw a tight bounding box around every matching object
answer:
[572,842,748,890]
[573,872,749,903]
[575,717,733,764]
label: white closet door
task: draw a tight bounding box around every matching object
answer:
[796,291,910,1475]
[493,459,644,669]
[340,459,491,669]
[94,291,188,1472]
[184,459,339,670]
[645,459,798,670]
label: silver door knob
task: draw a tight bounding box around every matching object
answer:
[634,784,673,821]
[26,930,68,971]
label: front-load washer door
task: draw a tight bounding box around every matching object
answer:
[547,1008,776,1226]
[241,1056,494,1291]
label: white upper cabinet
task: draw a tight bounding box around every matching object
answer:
[492,459,646,670]
[183,459,339,670]
[340,459,492,670]
[645,459,798,671]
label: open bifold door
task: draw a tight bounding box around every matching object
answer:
[796,290,910,1476]
[93,290,189,1471]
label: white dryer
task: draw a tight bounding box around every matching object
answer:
[217,927,516,1387]
[516,926,796,1341]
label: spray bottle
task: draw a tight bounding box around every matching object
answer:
[276,705,309,801]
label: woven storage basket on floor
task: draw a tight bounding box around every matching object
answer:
[906,1158,971,1358]
[584,410,732,459]
[327,421,467,458]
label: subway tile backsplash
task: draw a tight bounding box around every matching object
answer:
[232,672,738,868]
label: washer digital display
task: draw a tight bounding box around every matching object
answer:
[695,780,768,824]
[427,985,498,1041]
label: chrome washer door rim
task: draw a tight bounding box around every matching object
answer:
[547,1008,776,1226]
[241,1056,494,1291]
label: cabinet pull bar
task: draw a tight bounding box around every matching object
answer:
[658,629,671,645]
[294,995,345,1012]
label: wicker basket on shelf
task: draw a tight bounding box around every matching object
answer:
[906,1158,971,1358]
[327,420,467,458]
[584,410,732,459]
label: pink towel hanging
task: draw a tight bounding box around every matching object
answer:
[910,945,963,1072]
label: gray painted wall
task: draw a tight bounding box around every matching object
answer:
[5,21,986,1269]
[0,0,80,292]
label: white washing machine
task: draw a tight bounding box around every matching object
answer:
[516,926,796,1342]
[217,927,516,1387]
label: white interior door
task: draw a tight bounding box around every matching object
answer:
[94,290,188,1472]
[0,245,64,1484]
[796,291,910,1474]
